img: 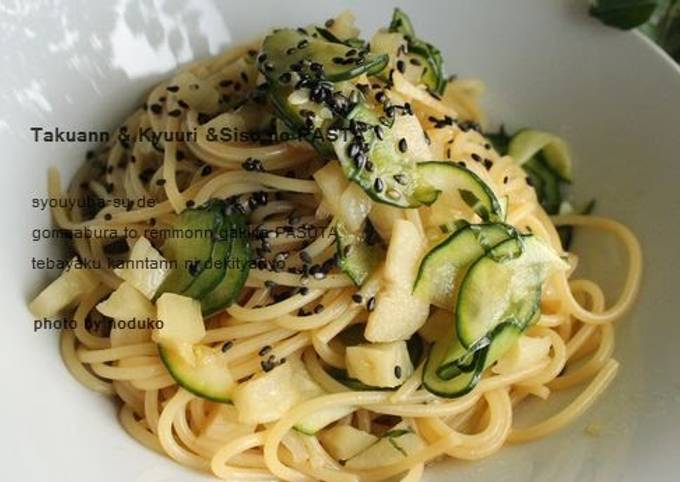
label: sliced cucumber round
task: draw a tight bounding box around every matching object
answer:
[523,155,562,214]
[456,235,562,349]
[413,223,517,309]
[418,161,505,222]
[333,104,440,208]
[156,201,225,298]
[260,29,388,83]
[508,129,573,182]
[388,9,445,95]
[159,344,234,403]
[423,321,522,398]
[182,216,232,300]
[201,213,251,316]
[336,221,384,286]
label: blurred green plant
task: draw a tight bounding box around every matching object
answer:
[590,0,680,62]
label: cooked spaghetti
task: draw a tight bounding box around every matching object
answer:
[29,9,642,482]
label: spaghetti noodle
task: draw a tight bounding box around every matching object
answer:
[30,9,641,482]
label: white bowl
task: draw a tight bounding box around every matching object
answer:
[2,0,679,481]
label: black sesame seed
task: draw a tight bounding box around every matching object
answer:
[166,85,179,92]
[300,251,312,264]
[393,173,407,185]
[221,341,233,352]
[409,58,422,66]
[332,57,344,64]
[201,165,212,176]
[177,99,189,109]
[396,60,406,73]
[325,18,335,27]
[394,365,402,379]
[352,293,363,304]
[354,153,367,170]
[503,176,509,184]
[299,287,309,296]
[471,153,482,162]
[313,304,324,314]
[264,280,277,289]
[398,138,408,153]
[374,125,384,140]
[104,213,112,221]
[367,296,376,312]
[483,159,494,170]
[297,39,309,49]
[186,200,195,208]
[168,109,182,117]
[149,103,162,114]
[258,345,272,356]
[374,177,385,193]
[219,79,234,88]
[156,179,166,186]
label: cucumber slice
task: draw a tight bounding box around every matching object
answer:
[418,161,505,222]
[157,201,224,297]
[159,344,234,403]
[259,29,387,83]
[413,223,516,309]
[456,235,564,348]
[336,221,384,286]
[523,155,561,214]
[388,9,446,95]
[423,327,486,398]
[259,27,385,155]
[333,104,440,208]
[200,213,251,316]
[182,215,232,299]
[266,86,336,157]
[507,129,573,182]
[423,322,522,398]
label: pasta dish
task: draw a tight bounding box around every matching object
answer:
[28,9,642,482]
